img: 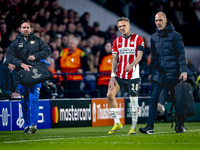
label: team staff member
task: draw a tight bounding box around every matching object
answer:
[59,36,88,98]
[98,41,112,97]
[139,12,188,134]
[107,17,144,135]
[6,20,51,134]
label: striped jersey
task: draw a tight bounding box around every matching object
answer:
[112,33,144,79]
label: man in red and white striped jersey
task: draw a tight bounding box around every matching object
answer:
[107,17,144,135]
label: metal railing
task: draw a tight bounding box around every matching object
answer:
[50,72,151,98]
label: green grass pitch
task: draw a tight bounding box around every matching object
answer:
[0,122,200,150]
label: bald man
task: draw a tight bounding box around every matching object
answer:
[139,12,188,134]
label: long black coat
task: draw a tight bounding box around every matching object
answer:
[0,63,17,99]
[6,32,51,69]
[149,21,188,84]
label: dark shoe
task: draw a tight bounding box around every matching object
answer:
[175,125,186,133]
[139,125,154,134]
[30,124,37,134]
[23,126,31,134]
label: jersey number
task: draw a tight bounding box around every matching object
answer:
[131,83,138,92]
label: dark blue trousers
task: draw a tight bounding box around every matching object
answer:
[148,81,176,127]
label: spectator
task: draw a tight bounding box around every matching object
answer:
[67,22,77,34]
[0,23,8,48]
[58,23,67,35]
[86,21,104,38]
[42,0,51,12]
[49,38,57,51]
[74,11,80,22]
[44,34,51,45]
[56,34,63,50]
[50,49,64,97]
[34,31,40,38]
[44,11,51,22]
[80,12,91,34]
[43,22,52,34]
[51,49,60,71]
[75,21,85,38]
[0,59,20,100]
[18,0,30,17]
[58,36,89,98]
[6,0,21,31]
[3,30,17,48]
[164,0,180,32]
[89,35,102,56]
[49,0,59,21]
[61,9,69,24]
[67,9,75,23]
[105,25,118,43]
[30,11,38,23]
[0,46,4,65]
[46,22,58,38]
[61,33,69,49]
[0,0,8,19]
[31,0,41,16]
[97,41,112,97]
[34,8,47,27]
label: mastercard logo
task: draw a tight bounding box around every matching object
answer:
[52,106,59,123]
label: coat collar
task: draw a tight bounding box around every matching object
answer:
[156,21,174,34]
[16,32,35,42]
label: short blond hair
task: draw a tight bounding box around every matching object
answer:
[117,17,130,24]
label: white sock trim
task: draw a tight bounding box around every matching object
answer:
[109,108,120,125]
[130,97,139,128]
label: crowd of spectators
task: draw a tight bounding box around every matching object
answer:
[0,0,122,98]
[93,0,200,46]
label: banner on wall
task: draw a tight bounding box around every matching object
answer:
[125,96,150,124]
[92,98,125,127]
[50,99,92,128]
[11,100,51,131]
[0,100,11,131]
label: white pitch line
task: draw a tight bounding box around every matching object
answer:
[2,129,200,144]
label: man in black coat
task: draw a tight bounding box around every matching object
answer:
[139,12,188,134]
[6,20,51,134]
[0,60,20,100]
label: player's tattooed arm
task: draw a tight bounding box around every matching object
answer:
[125,51,143,72]
[108,53,118,89]
[131,51,143,66]
[111,53,118,74]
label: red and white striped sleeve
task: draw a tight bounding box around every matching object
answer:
[112,39,118,54]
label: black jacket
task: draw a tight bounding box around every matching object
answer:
[149,21,188,84]
[6,32,51,69]
[0,63,17,99]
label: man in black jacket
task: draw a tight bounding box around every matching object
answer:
[139,12,188,134]
[0,60,20,100]
[6,20,51,134]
